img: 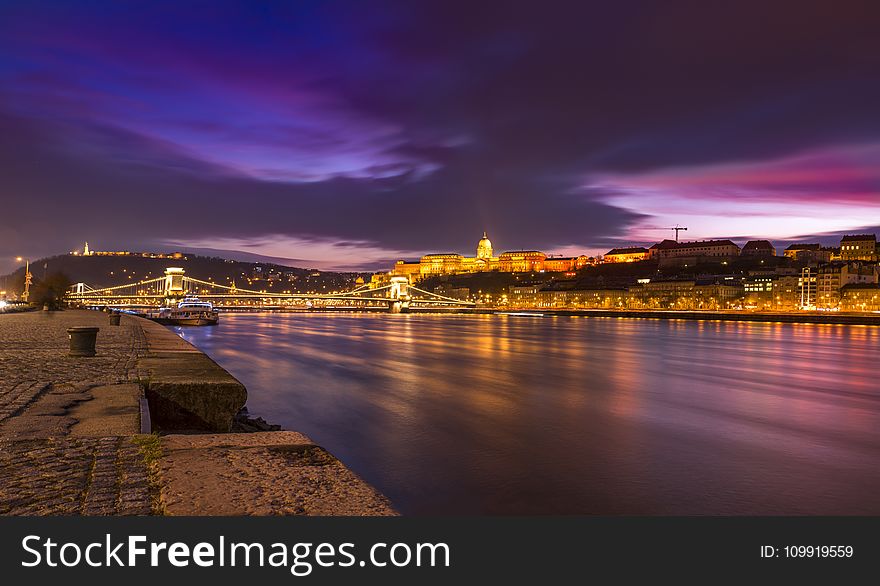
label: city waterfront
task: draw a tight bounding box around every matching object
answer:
[174,313,880,515]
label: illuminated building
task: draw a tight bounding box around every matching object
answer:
[839,234,878,261]
[628,280,697,309]
[420,253,465,277]
[389,232,584,280]
[543,255,592,272]
[798,267,818,309]
[773,275,802,311]
[839,283,880,312]
[537,288,628,309]
[498,250,546,272]
[652,239,741,259]
[507,285,627,309]
[70,242,185,260]
[693,280,744,309]
[783,243,832,263]
[604,247,649,263]
[648,239,679,259]
[390,259,420,280]
[744,275,775,309]
[476,232,494,259]
[815,261,878,309]
[741,240,776,257]
[628,278,743,310]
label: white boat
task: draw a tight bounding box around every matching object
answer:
[154,296,219,326]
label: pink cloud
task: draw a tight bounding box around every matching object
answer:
[590,143,880,242]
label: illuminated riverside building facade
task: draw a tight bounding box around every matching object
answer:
[815,262,878,309]
[743,275,775,309]
[506,279,744,311]
[743,271,807,311]
[839,284,880,312]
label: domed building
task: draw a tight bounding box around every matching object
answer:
[476,232,493,259]
[459,231,499,274]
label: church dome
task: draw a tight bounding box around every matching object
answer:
[476,231,493,259]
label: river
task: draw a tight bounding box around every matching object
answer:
[173,312,880,515]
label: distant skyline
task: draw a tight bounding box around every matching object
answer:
[3,0,880,274]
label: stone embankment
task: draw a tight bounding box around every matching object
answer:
[0,309,395,516]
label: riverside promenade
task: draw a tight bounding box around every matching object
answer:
[0,310,395,516]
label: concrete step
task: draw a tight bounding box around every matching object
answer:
[158,432,397,516]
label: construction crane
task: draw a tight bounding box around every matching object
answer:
[667,225,688,242]
[645,225,689,242]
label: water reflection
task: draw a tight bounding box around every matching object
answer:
[175,313,880,515]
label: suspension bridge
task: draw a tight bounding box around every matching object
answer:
[65,267,474,312]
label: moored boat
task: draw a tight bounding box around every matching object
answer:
[150,296,219,326]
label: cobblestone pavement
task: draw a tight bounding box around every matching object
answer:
[0,310,155,515]
[0,436,153,515]
[0,310,145,427]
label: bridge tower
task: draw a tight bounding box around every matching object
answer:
[164,267,187,301]
[73,282,86,295]
[388,276,411,313]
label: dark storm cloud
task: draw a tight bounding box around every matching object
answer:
[0,112,639,262]
[339,0,880,171]
[2,0,880,270]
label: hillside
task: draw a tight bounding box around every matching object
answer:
[0,252,370,298]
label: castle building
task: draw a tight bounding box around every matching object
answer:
[604,247,649,263]
[383,232,592,283]
[387,232,593,281]
[498,250,545,272]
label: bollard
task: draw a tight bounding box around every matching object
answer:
[109,313,121,326]
[68,326,99,357]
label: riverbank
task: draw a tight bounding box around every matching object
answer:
[0,309,395,516]
[213,305,880,325]
[493,308,880,325]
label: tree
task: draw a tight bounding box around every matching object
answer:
[30,272,71,310]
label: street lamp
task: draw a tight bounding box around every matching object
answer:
[16,257,31,302]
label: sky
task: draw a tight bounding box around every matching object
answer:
[2,0,880,273]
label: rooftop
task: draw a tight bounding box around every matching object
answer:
[742,240,775,250]
[651,239,738,249]
[676,239,738,247]
[606,247,648,255]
